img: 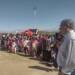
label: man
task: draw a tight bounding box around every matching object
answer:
[42,35,48,61]
[57,19,75,75]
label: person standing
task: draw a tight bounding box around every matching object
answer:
[57,19,75,75]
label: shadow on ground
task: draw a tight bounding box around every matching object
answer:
[17,53,31,57]
[29,57,41,61]
[28,66,53,72]
[39,62,53,67]
[39,62,58,71]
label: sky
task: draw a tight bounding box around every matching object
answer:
[0,0,75,32]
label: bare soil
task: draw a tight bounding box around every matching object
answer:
[0,51,58,75]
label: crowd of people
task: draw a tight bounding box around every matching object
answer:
[0,32,63,68]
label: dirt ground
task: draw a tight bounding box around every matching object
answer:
[0,50,58,75]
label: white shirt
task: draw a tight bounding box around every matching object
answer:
[57,30,75,74]
[23,40,29,47]
[12,42,16,48]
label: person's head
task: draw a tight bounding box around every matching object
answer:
[59,19,74,34]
